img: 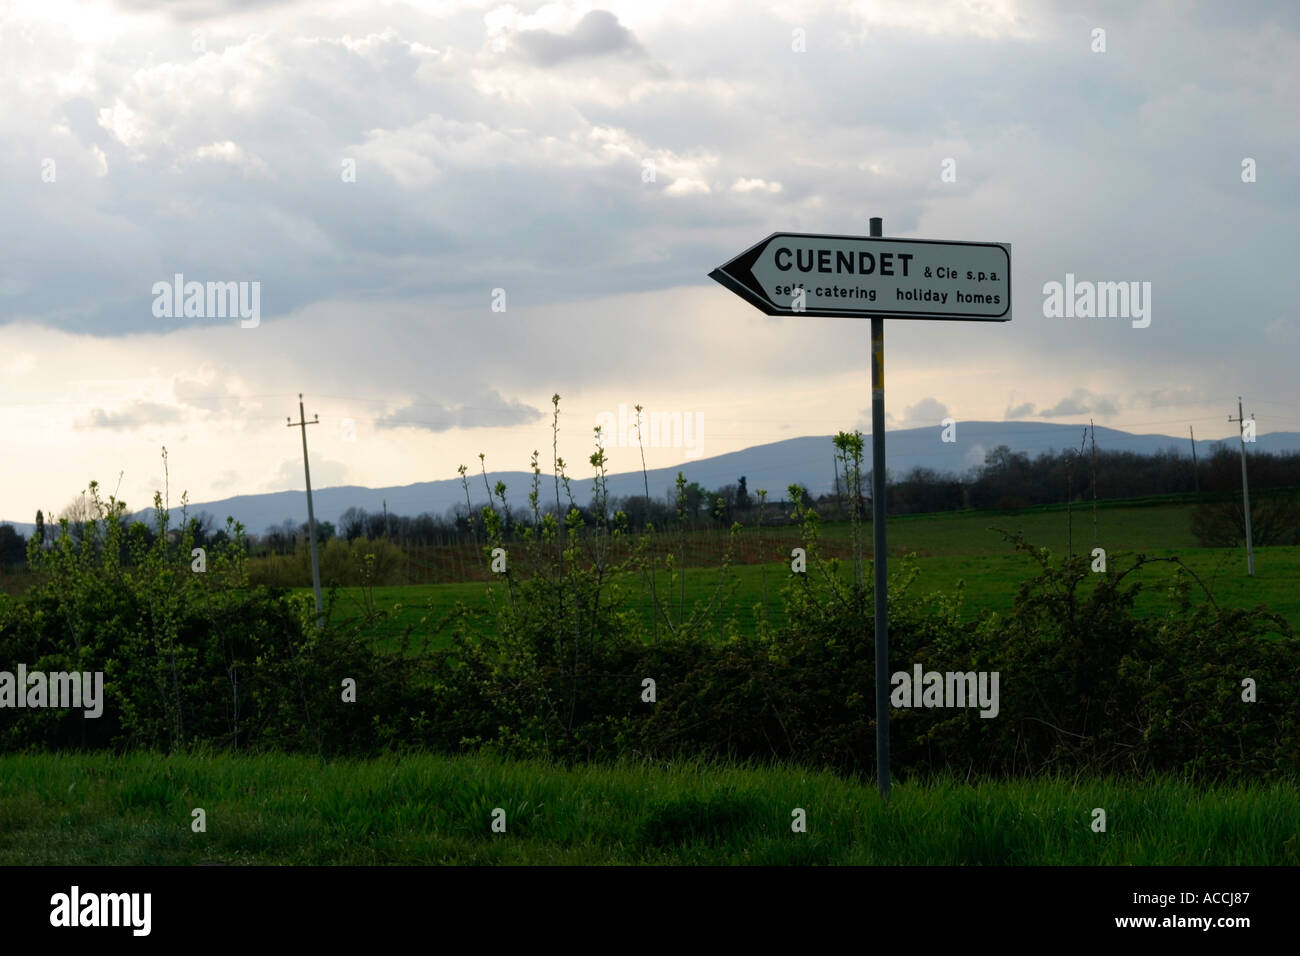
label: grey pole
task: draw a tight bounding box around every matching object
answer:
[1231,397,1255,575]
[869,215,890,801]
[288,393,325,624]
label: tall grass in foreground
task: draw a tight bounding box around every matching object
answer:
[0,752,1295,865]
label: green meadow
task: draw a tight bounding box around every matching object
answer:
[302,501,1300,649]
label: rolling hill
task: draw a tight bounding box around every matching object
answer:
[4,422,1299,537]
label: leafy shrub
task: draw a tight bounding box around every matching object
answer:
[246,536,407,588]
[1191,490,1300,546]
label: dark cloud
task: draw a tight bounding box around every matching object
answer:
[516,11,646,65]
[1004,402,1036,419]
[1038,396,1086,416]
[1038,390,1118,418]
[108,0,298,21]
[374,390,543,433]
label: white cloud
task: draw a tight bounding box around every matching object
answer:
[96,98,159,154]
[273,455,349,490]
[889,396,951,430]
[76,401,184,431]
[731,177,782,193]
[841,0,1037,40]
[4,353,37,376]
[192,140,272,178]
[665,177,710,195]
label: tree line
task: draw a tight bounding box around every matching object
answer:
[855,442,1300,516]
[3,441,1298,568]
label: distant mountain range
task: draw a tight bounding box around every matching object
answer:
[4,422,1299,538]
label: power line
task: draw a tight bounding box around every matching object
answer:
[0,393,292,408]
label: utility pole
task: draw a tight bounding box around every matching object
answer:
[287,393,324,624]
[1189,425,1199,498]
[1067,426,1086,558]
[1090,419,1098,544]
[1228,397,1255,576]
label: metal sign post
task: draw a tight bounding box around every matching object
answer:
[710,220,1011,800]
[867,217,891,800]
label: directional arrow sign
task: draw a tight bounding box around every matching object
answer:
[709,233,1011,321]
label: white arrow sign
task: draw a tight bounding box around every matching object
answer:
[709,233,1011,321]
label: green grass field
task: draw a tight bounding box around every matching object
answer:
[1,752,1295,865]
[304,502,1300,649]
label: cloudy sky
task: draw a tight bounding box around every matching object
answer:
[2,0,1297,524]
